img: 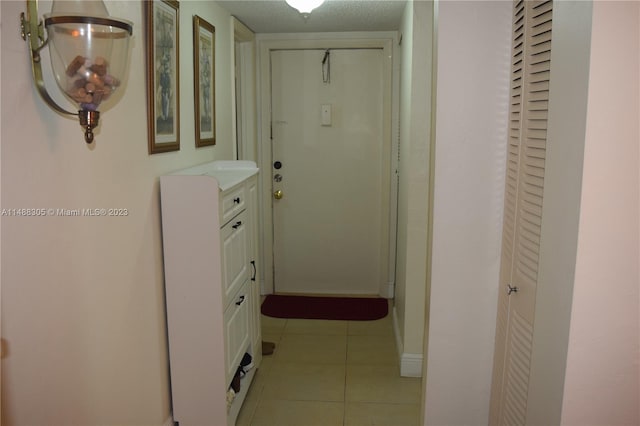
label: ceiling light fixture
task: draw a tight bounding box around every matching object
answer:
[20,0,133,144]
[285,0,326,17]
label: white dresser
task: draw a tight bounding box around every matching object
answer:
[160,161,261,426]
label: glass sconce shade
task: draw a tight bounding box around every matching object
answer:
[45,2,132,113]
[21,0,134,144]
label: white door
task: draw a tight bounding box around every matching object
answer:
[270,49,390,295]
[489,1,553,424]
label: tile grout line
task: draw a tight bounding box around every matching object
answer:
[343,321,349,426]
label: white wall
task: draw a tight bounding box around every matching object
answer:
[560,2,640,424]
[424,1,511,424]
[395,0,432,377]
[1,1,235,424]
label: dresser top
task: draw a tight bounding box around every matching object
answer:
[168,160,259,190]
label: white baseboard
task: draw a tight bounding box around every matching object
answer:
[392,306,423,377]
[400,352,423,377]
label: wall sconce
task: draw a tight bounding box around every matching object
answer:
[285,0,326,17]
[20,0,133,144]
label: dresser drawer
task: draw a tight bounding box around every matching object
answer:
[221,210,249,308]
[223,281,250,385]
[220,184,247,226]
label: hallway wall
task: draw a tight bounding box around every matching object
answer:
[424,2,640,424]
[1,1,235,424]
[424,1,511,424]
[559,2,640,423]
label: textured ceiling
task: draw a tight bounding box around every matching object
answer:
[216,0,407,33]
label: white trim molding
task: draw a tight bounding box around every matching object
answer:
[400,352,423,377]
[380,280,395,299]
[393,305,423,377]
[257,32,399,295]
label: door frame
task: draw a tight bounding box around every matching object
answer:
[256,33,399,296]
[232,17,257,162]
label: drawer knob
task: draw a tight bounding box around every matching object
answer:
[232,221,242,229]
[235,295,246,306]
[233,197,241,204]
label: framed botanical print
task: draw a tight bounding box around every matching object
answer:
[146,0,180,154]
[193,15,216,147]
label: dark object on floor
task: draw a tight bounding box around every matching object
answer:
[240,352,252,368]
[261,295,388,321]
[231,352,253,393]
[230,366,242,393]
[262,341,275,355]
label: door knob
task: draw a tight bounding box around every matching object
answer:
[273,190,283,200]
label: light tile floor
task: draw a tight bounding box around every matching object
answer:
[236,313,422,426]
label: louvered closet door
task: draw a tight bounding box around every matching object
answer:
[489,1,553,425]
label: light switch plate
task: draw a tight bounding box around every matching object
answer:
[321,104,332,126]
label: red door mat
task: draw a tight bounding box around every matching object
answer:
[261,295,388,321]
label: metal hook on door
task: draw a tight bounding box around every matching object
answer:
[507,284,519,295]
[322,49,330,83]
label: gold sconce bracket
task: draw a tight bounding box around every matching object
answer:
[21,2,78,118]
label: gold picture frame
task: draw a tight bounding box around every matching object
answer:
[193,15,216,147]
[146,0,180,154]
